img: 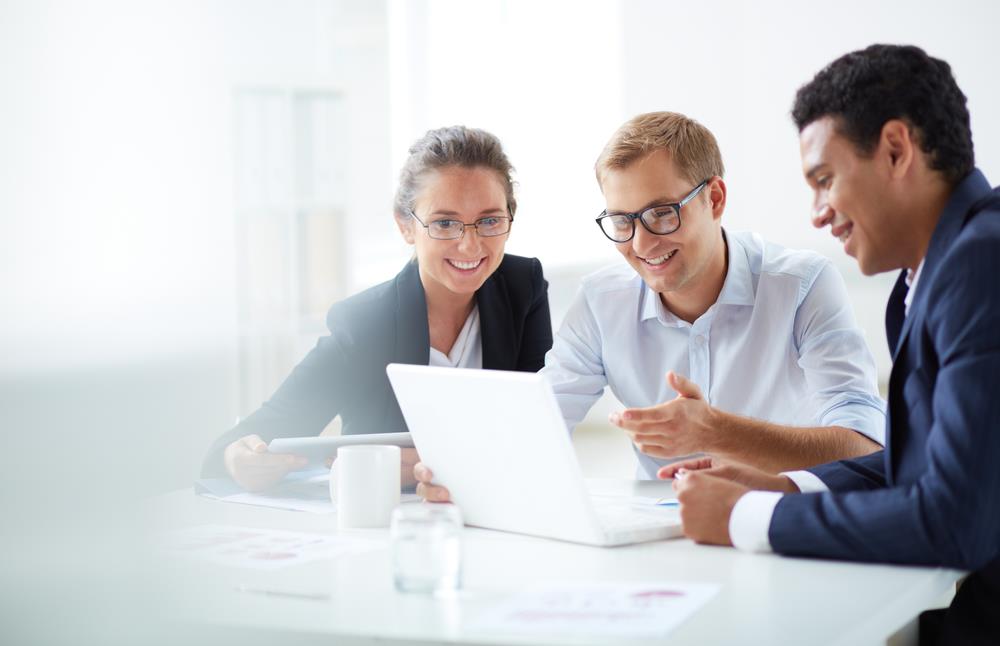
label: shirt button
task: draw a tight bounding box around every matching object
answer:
[694,335,706,345]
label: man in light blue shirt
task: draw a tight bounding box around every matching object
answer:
[542,111,885,478]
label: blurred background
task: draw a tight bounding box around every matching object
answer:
[2,1,999,642]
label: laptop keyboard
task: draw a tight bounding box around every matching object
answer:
[593,504,676,532]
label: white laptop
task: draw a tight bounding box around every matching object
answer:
[386,364,682,546]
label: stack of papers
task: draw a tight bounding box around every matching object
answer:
[194,470,421,513]
[195,470,336,513]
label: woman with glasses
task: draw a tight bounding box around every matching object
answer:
[202,126,552,492]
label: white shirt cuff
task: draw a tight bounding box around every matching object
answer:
[729,491,782,553]
[782,470,829,493]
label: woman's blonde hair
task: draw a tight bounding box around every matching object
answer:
[394,125,516,221]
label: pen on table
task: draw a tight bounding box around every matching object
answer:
[235,586,330,601]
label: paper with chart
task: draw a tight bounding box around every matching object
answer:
[163,524,381,570]
[472,581,719,637]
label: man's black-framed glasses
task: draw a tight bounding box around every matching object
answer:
[409,210,513,240]
[595,178,709,243]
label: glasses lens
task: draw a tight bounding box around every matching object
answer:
[641,206,680,234]
[476,216,510,237]
[600,214,634,242]
[428,220,464,239]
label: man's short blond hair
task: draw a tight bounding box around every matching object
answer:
[595,111,725,188]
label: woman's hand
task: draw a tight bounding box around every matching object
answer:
[413,462,452,502]
[224,434,307,492]
[400,448,421,489]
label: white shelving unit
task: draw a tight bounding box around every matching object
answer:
[232,87,349,415]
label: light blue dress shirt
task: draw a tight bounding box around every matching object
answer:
[541,230,886,479]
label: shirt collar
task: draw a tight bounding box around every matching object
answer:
[639,229,754,324]
[639,279,669,323]
[903,260,924,316]
[715,230,755,307]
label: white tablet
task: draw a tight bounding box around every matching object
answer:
[268,432,415,471]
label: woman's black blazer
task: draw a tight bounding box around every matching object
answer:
[202,254,552,476]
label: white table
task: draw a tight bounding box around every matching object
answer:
[150,479,962,645]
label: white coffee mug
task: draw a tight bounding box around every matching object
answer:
[334,444,401,529]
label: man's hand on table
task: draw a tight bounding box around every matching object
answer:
[658,457,800,493]
[658,457,800,546]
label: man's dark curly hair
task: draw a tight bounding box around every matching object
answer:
[792,44,974,184]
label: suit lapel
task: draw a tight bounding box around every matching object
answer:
[394,260,431,365]
[891,208,965,365]
[890,170,994,364]
[477,270,516,370]
[885,211,959,475]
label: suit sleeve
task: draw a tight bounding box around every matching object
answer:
[200,308,356,478]
[806,450,888,492]
[770,236,1000,570]
[515,257,553,372]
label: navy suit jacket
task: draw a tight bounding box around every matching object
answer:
[202,254,552,477]
[769,169,1000,636]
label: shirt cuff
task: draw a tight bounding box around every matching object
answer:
[782,470,830,493]
[729,491,782,553]
[818,395,887,446]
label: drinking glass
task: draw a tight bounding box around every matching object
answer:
[390,504,463,595]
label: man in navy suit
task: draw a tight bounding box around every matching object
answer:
[661,44,1000,644]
